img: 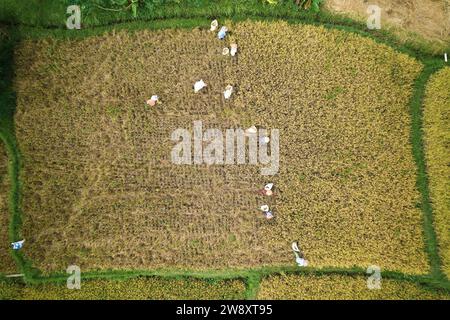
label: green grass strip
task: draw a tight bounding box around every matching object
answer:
[245,272,261,300]
[22,265,449,290]
[6,265,449,297]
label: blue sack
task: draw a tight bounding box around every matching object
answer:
[11,240,25,250]
[218,26,228,40]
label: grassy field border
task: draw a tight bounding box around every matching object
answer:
[1,5,449,299]
[1,0,448,55]
[408,62,447,283]
[3,266,448,299]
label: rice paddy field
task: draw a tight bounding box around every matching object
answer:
[0,277,246,300]
[12,20,427,274]
[0,0,449,301]
[257,274,449,300]
[423,67,450,279]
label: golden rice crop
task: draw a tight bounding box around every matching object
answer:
[0,144,15,273]
[14,20,426,274]
[225,21,426,274]
[257,274,450,300]
[0,277,245,300]
[423,67,450,278]
[0,281,22,300]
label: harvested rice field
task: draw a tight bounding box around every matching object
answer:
[14,20,428,275]
[423,67,450,278]
[0,277,245,300]
[257,274,450,300]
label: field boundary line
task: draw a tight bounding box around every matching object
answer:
[22,265,449,292]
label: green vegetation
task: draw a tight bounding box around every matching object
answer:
[296,0,324,13]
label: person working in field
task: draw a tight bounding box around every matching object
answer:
[257,183,274,196]
[292,242,308,267]
[260,204,274,220]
